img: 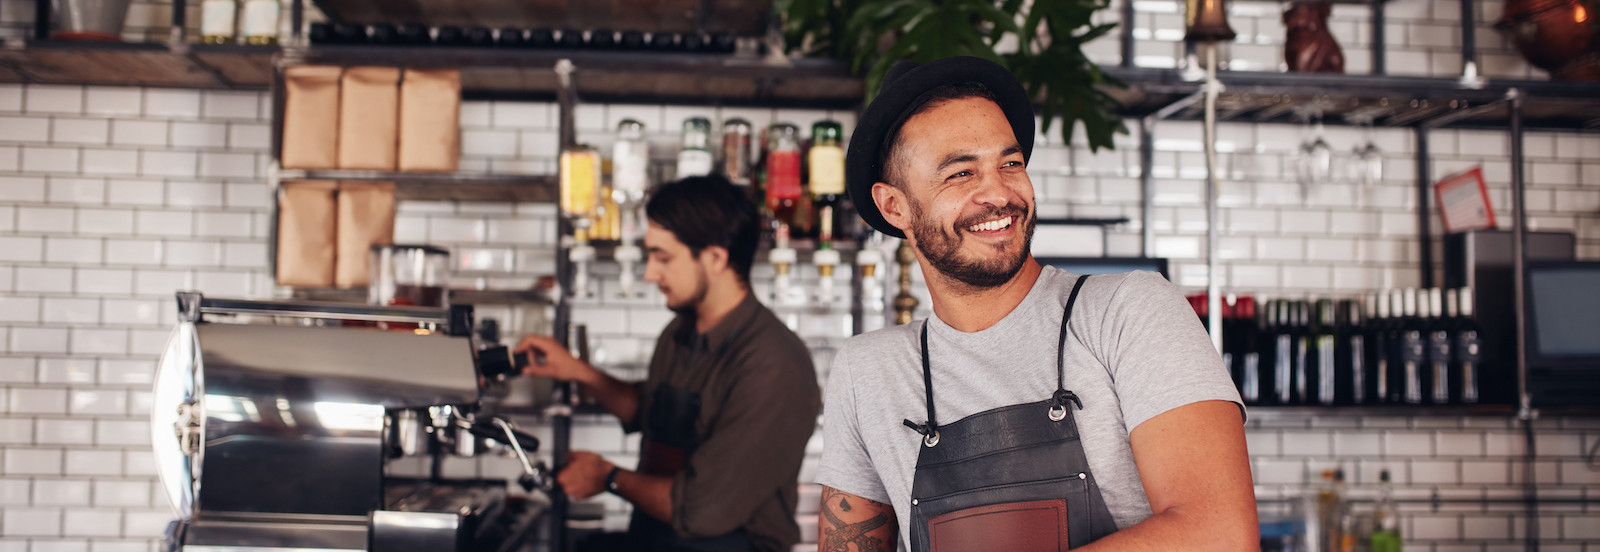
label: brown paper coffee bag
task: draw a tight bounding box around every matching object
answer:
[338,67,402,171]
[282,66,342,170]
[398,68,461,172]
[276,180,338,287]
[334,181,397,288]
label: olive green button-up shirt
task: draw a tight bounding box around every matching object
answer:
[633,292,821,552]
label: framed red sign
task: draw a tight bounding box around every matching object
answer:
[1434,167,1497,234]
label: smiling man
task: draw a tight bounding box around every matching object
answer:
[518,175,820,552]
[816,57,1258,552]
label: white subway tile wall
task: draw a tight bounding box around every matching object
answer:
[1,1,1599,548]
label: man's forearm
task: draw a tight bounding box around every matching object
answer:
[613,469,674,523]
[574,367,639,424]
[1072,505,1259,552]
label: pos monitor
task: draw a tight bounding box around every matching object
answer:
[1525,261,1600,406]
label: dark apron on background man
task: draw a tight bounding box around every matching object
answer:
[624,325,756,552]
[903,275,1119,552]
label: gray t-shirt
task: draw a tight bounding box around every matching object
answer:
[816,267,1243,549]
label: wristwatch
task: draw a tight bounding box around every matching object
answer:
[605,466,623,496]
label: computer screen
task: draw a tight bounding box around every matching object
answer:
[1036,257,1170,280]
[1528,262,1600,358]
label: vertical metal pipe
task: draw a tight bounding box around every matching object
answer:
[1140,117,1156,257]
[1415,127,1433,288]
[291,0,305,43]
[1508,88,1537,552]
[33,0,49,41]
[1509,89,1529,414]
[1120,0,1137,68]
[1203,44,1222,352]
[1459,0,1481,81]
[550,58,578,552]
[169,0,187,46]
[1371,0,1387,75]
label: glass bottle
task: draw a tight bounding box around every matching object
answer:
[720,118,753,186]
[677,117,715,178]
[1370,470,1402,552]
[765,123,803,242]
[240,0,280,45]
[612,119,650,242]
[1400,289,1426,404]
[1337,299,1366,405]
[810,121,846,247]
[1426,288,1453,404]
[1313,299,1337,405]
[559,146,602,238]
[1273,300,1295,405]
[1451,288,1482,404]
[200,0,238,44]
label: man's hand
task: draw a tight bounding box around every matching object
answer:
[557,450,614,500]
[515,334,593,383]
[818,486,897,552]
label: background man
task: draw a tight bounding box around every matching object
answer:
[520,175,820,552]
[816,57,1258,552]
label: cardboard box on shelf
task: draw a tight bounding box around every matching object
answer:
[276,180,339,287]
[335,181,397,288]
[338,66,402,171]
[281,66,343,170]
[399,68,462,172]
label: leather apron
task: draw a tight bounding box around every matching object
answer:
[904,275,1118,552]
[625,326,756,552]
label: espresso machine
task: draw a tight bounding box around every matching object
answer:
[153,291,554,552]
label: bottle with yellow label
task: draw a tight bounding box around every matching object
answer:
[809,121,846,247]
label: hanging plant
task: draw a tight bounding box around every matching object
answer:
[779,0,1129,152]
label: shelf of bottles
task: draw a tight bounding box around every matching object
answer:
[555,113,886,333]
[1202,287,1502,412]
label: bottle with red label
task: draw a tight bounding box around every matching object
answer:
[765,123,802,245]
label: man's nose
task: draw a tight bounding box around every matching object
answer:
[972,170,1012,209]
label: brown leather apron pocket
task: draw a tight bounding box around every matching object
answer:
[927,499,1069,552]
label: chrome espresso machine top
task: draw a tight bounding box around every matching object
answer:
[153,291,550,552]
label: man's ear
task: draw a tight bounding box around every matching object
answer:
[872,181,913,236]
[698,245,730,274]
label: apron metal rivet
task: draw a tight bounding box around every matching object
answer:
[1048,406,1067,422]
[924,432,940,447]
[1079,472,1087,479]
[912,499,919,506]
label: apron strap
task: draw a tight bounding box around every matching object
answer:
[1053,275,1091,413]
[903,321,940,442]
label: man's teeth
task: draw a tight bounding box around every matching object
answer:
[967,216,1013,232]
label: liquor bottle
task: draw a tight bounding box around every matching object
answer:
[1399,289,1426,404]
[1237,297,1264,405]
[720,118,754,187]
[612,119,650,241]
[200,0,237,44]
[1272,300,1295,405]
[1292,300,1312,405]
[765,123,803,240]
[1425,288,1452,404]
[1311,299,1337,405]
[809,121,846,247]
[676,117,715,178]
[1221,295,1240,394]
[1335,299,1365,405]
[1451,288,1482,404]
[1364,293,1388,404]
[240,0,280,45]
[1370,469,1402,552]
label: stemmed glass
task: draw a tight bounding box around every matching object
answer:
[1295,108,1333,203]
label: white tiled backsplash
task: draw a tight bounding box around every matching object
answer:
[1,0,1599,549]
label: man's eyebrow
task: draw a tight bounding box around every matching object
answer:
[1001,143,1022,158]
[934,153,979,174]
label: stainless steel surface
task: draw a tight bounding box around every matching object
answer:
[183,517,369,551]
[153,300,481,522]
[371,511,461,552]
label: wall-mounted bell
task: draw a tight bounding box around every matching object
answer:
[1184,0,1238,43]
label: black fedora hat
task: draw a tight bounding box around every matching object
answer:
[846,56,1035,239]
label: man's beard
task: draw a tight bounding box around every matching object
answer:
[666,267,710,316]
[909,199,1034,289]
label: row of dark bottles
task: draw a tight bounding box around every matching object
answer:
[1207,288,1483,406]
[308,22,740,53]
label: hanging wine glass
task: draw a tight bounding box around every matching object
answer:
[1295,107,1333,203]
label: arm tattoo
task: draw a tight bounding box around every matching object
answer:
[820,487,891,552]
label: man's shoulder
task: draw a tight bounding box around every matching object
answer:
[834,322,920,371]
